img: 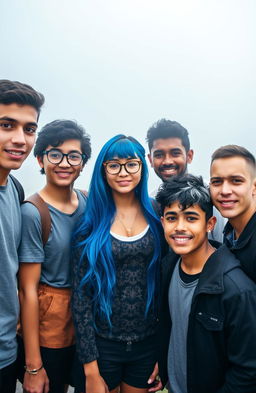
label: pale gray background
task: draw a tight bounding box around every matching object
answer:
[1,0,255,195]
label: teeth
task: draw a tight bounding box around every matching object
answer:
[8,151,23,156]
[173,237,190,243]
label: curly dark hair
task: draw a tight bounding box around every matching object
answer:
[34,119,91,174]
[156,174,213,220]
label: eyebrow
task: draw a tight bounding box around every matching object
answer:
[164,210,200,217]
[210,175,245,181]
[0,116,38,127]
[153,148,182,154]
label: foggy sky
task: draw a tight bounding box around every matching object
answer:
[1,0,255,194]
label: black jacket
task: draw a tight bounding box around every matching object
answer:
[224,211,256,283]
[158,244,256,393]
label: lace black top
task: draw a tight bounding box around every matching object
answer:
[71,227,160,364]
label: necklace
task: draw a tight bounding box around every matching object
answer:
[116,209,139,237]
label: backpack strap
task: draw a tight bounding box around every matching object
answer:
[9,174,25,204]
[24,193,51,247]
[79,189,88,198]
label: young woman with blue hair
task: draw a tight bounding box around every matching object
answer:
[71,135,165,393]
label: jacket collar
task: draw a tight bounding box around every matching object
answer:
[224,211,256,249]
[162,243,241,296]
[195,244,241,296]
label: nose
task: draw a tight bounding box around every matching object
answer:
[220,180,232,195]
[58,155,71,167]
[175,217,186,232]
[119,165,128,176]
[11,127,26,145]
[162,153,174,165]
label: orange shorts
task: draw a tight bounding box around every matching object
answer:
[37,283,75,348]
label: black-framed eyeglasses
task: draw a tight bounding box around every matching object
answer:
[104,160,142,175]
[43,149,85,166]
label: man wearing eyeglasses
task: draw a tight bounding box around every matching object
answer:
[17,120,91,393]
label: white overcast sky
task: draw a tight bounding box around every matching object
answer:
[1,0,256,194]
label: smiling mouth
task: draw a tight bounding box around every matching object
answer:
[55,171,72,177]
[160,165,178,172]
[218,200,237,208]
[5,149,25,157]
[116,181,131,186]
[171,235,193,244]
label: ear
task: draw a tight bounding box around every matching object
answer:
[206,216,217,233]
[37,155,44,169]
[160,215,164,228]
[186,149,194,164]
[147,153,153,168]
[252,177,256,197]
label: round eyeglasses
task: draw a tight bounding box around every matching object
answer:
[104,160,142,175]
[43,149,85,166]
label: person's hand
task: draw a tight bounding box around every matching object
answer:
[23,367,49,393]
[86,373,109,393]
[147,362,163,392]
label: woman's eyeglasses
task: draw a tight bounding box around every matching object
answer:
[104,160,142,175]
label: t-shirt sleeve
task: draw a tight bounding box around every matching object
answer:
[18,203,45,263]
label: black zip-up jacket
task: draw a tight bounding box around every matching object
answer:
[224,211,256,283]
[158,244,256,393]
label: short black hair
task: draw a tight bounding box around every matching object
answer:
[146,118,190,152]
[156,174,213,220]
[34,119,91,174]
[211,145,256,175]
[0,79,44,116]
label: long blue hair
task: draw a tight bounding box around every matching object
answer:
[74,134,162,325]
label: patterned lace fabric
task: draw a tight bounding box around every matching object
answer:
[71,228,159,364]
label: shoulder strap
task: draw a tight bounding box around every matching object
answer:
[78,189,88,198]
[24,193,51,246]
[9,174,25,204]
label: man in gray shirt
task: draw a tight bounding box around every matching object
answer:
[0,80,44,392]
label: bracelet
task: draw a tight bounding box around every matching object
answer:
[24,364,44,375]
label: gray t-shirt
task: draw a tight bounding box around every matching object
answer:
[18,190,87,288]
[168,261,198,393]
[0,176,21,369]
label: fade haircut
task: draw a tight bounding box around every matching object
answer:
[156,174,213,220]
[146,118,190,152]
[211,145,256,175]
[0,79,45,116]
[34,119,91,174]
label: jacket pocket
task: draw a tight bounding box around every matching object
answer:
[196,311,223,331]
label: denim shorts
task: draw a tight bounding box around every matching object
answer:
[73,334,157,391]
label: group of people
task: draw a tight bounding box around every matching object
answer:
[0,78,255,393]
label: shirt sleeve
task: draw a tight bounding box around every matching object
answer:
[216,288,256,393]
[18,203,44,263]
[71,244,99,363]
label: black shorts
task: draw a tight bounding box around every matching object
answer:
[0,361,17,393]
[73,335,157,391]
[17,335,75,393]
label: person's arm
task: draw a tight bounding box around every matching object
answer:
[83,360,109,393]
[216,289,256,393]
[19,263,49,393]
[71,243,107,392]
